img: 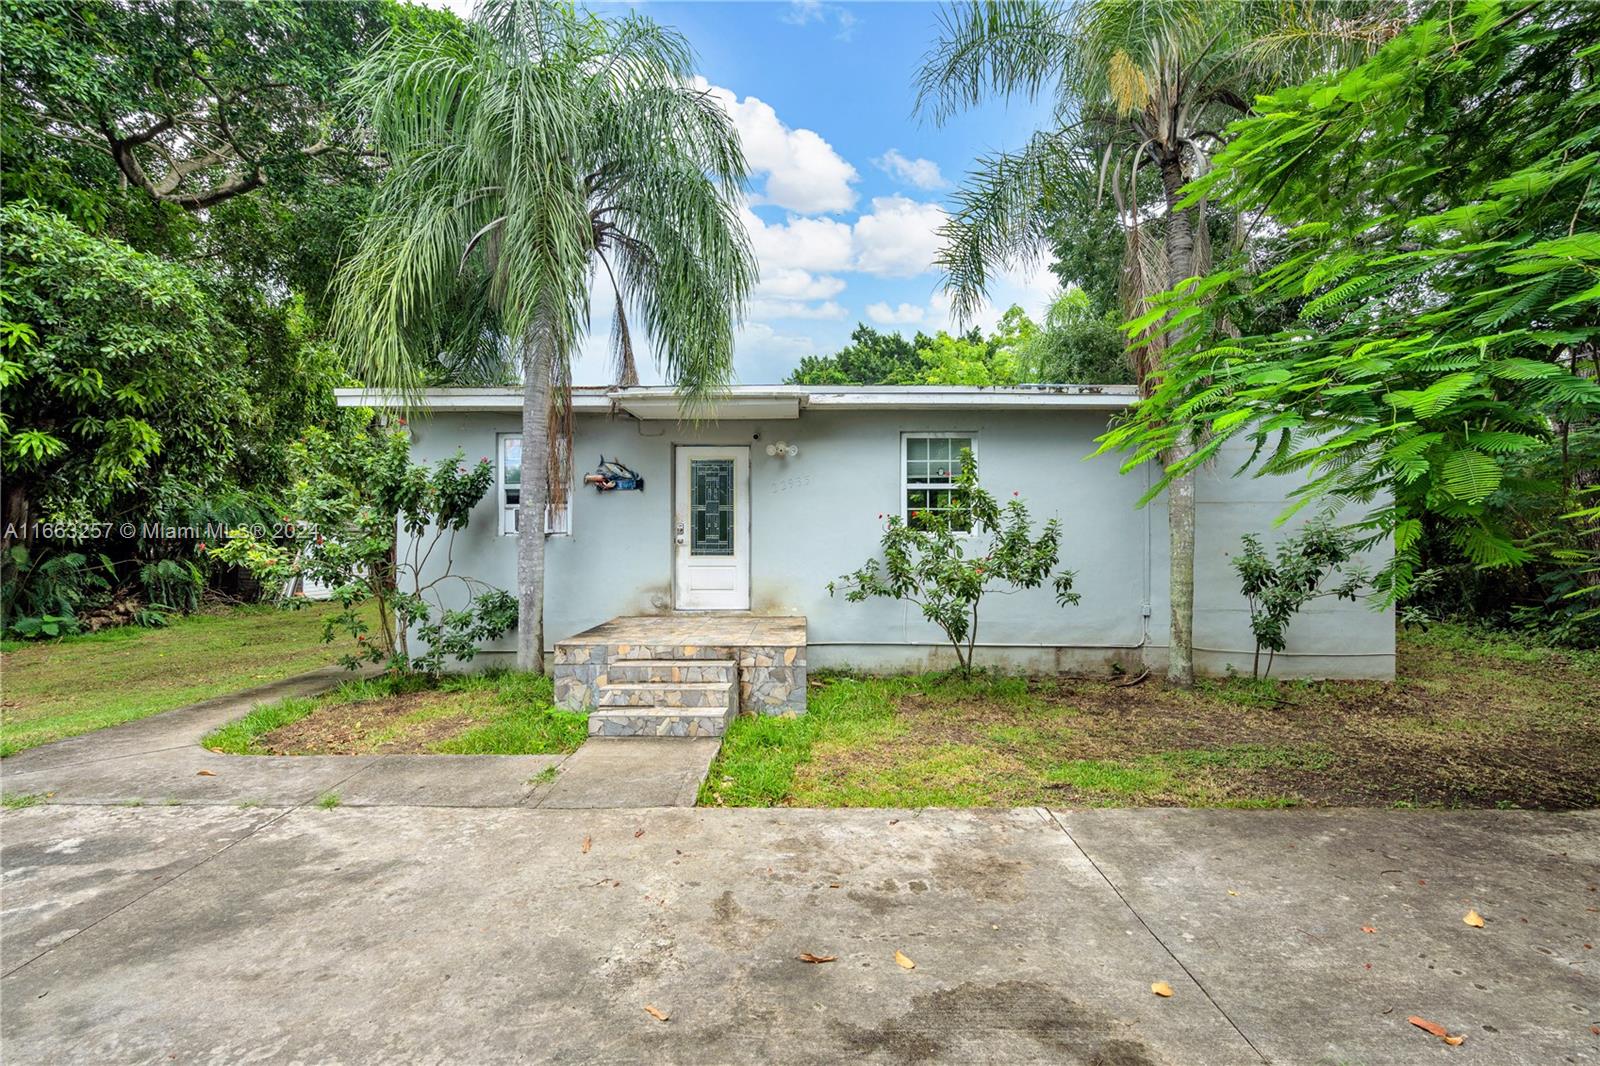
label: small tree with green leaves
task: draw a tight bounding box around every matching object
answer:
[830,451,1079,678]
[213,422,515,676]
[1232,521,1367,680]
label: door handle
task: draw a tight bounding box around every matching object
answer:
[675,518,686,545]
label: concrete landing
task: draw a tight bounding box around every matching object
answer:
[536,737,719,808]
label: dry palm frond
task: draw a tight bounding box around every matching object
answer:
[547,351,573,518]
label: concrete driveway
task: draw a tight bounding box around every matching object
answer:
[2,803,1596,1065]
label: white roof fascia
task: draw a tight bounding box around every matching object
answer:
[332,385,1137,414]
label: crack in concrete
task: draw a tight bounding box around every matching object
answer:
[1042,807,1271,1065]
[0,759,377,980]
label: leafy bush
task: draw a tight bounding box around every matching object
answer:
[1,547,112,639]
[830,451,1080,678]
[0,201,251,522]
[214,423,515,675]
[1232,521,1367,679]
[139,559,202,613]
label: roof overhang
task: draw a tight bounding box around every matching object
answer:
[613,392,800,420]
[332,384,1137,417]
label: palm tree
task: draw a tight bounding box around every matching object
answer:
[916,0,1392,684]
[334,0,755,672]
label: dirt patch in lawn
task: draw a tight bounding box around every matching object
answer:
[205,671,588,757]
[708,628,1600,810]
[255,692,476,755]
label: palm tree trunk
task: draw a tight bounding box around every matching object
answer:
[517,332,554,673]
[1161,157,1198,687]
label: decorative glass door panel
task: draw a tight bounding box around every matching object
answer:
[690,459,735,556]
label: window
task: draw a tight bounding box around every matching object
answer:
[903,432,974,530]
[498,434,571,535]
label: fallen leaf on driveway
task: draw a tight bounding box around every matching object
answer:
[581,836,591,854]
[797,953,836,964]
[1151,981,1173,998]
[1408,1016,1448,1038]
[1463,910,1485,928]
[634,828,645,839]
[1227,890,1239,897]
[1362,926,1377,934]
[1443,1035,1466,1046]
[894,951,915,970]
[196,770,217,777]
[644,1005,668,1022]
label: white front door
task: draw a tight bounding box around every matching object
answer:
[674,446,750,610]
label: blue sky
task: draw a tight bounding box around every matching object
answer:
[433,0,1058,383]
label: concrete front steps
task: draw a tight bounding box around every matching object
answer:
[587,661,737,738]
[553,614,808,738]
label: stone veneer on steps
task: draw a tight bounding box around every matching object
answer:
[553,615,806,737]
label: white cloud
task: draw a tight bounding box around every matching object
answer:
[852,195,949,278]
[742,207,855,274]
[748,265,848,322]
[874,149,946,190]
[781,0,856,41]
[750,298,848,321]
[780,0,825,24]
[734,322,817,383]
[695,78,858,214]
[866,301,926,325]
[757,267,846,301]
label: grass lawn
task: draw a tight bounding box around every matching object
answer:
[0,604,369,757]
[702,625,1600,811]
[201,670,587,756]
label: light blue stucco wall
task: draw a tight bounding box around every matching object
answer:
[402,407,1394,679]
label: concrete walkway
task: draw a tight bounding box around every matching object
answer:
[1,669,719,810]
[1,804,1595,1064]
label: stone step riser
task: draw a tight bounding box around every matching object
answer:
[552,616,808,722]
[587,710,729,738]
[605,661,735,685]
[596,684,734,710]
[555,643,738,666]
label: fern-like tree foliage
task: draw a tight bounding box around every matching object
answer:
[333,0,755,671]
[915,0,1392,683]
[1098,0,1600,613]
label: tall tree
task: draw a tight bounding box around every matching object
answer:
[2,0,396,212]
[1099,0,1600,626]
[786,324,928,385]
[334,0,755,672]
[915,0,1393,684]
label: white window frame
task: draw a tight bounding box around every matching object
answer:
[901,431,977,530]
[498,433,571,536]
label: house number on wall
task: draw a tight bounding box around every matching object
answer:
[770,474,813,494]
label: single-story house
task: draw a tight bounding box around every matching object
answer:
[334,385,1394,735]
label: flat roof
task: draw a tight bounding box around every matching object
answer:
[333,384,1138,420]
